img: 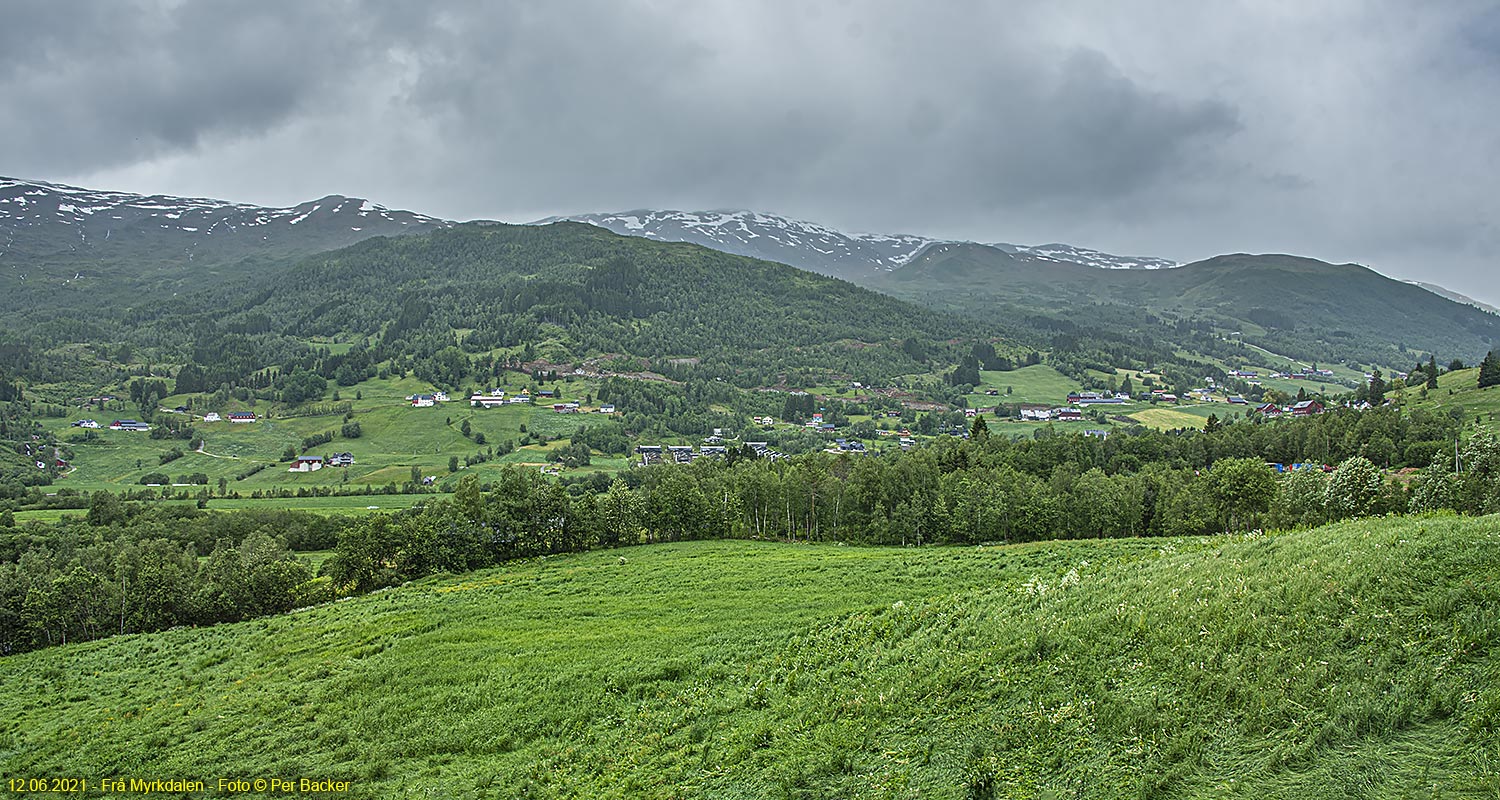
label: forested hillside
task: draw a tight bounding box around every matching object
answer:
[104,222,993,392]
[878,246,1500,368]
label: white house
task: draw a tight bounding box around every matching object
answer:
[201,412,222,423]
[411,395,436,408]
[598,404,616,414]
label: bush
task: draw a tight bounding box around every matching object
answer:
[1324,457,1383,520]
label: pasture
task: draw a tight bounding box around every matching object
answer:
[4,515,1496,798]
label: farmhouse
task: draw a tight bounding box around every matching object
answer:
[469,393,506,408]
[636,445,663,465]
[289,456,324,473]
[1227,396,1248,405]
[201,412,221,422]
[553,402,580,413]
[411,395,436,408]
[228,412,257,423]
[327,452,355,467]
[71,419,100,429]
[1291,400,1324,417]
[1055,408,1083,421]
[1256,403,1283,417]
[109,419,151,431]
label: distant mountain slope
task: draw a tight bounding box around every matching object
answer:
[1407,281,1500,316]
[538,209,1177,280]
[881,246,1500,365]
[0,177,450,310]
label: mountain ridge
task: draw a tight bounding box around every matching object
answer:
[0,176,450,309]
[534,209,1181,279]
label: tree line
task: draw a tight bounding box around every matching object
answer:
[3,407,1497,655]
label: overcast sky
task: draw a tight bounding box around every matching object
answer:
[3,1,1497,304]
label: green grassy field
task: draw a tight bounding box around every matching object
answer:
[974,365,1081,406]
[12,494,436,523]
[1406,368,1500,432]
[44,375,614,493]
[5,515,1497,798]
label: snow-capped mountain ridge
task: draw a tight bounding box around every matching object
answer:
[537,209,1179,279]
[0,177,451,298]
[534,209,937,278]
[0,176,448,237]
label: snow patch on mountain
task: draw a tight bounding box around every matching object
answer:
[536,209,1177,279]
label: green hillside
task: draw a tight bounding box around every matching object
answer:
[217,221,983,381]
[6,516,1497,798]
[876,246,1500,369]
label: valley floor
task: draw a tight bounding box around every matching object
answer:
[3,517,1498,799]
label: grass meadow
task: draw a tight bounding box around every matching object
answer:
[3,514,1497,798]
[974,365,1081,406]
[43,375,612,494]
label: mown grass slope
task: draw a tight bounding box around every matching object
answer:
[3,517,1497,799]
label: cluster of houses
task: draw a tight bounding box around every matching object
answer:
[1067,391,1130,405]
[411,391,452,408]
[406,389,619,415]
[288,452,355,473]
[635,441,788,465]
[803,413,836,433]
[1255,400,1326,418]
[1274,368,1336,380]
[1019,407,1084,422]
[77,410,257,432]
[636,444,729,465]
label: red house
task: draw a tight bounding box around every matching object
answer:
[1290,400,1323,417]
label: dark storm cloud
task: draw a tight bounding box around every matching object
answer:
[1,1,1496,304]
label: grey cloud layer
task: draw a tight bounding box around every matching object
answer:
[1,0,1496,303]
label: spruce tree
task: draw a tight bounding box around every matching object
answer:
[1368,369,1387,405]
[970,415,990,439]
[1427,354,1439,389]
[1479,351,1500,389]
